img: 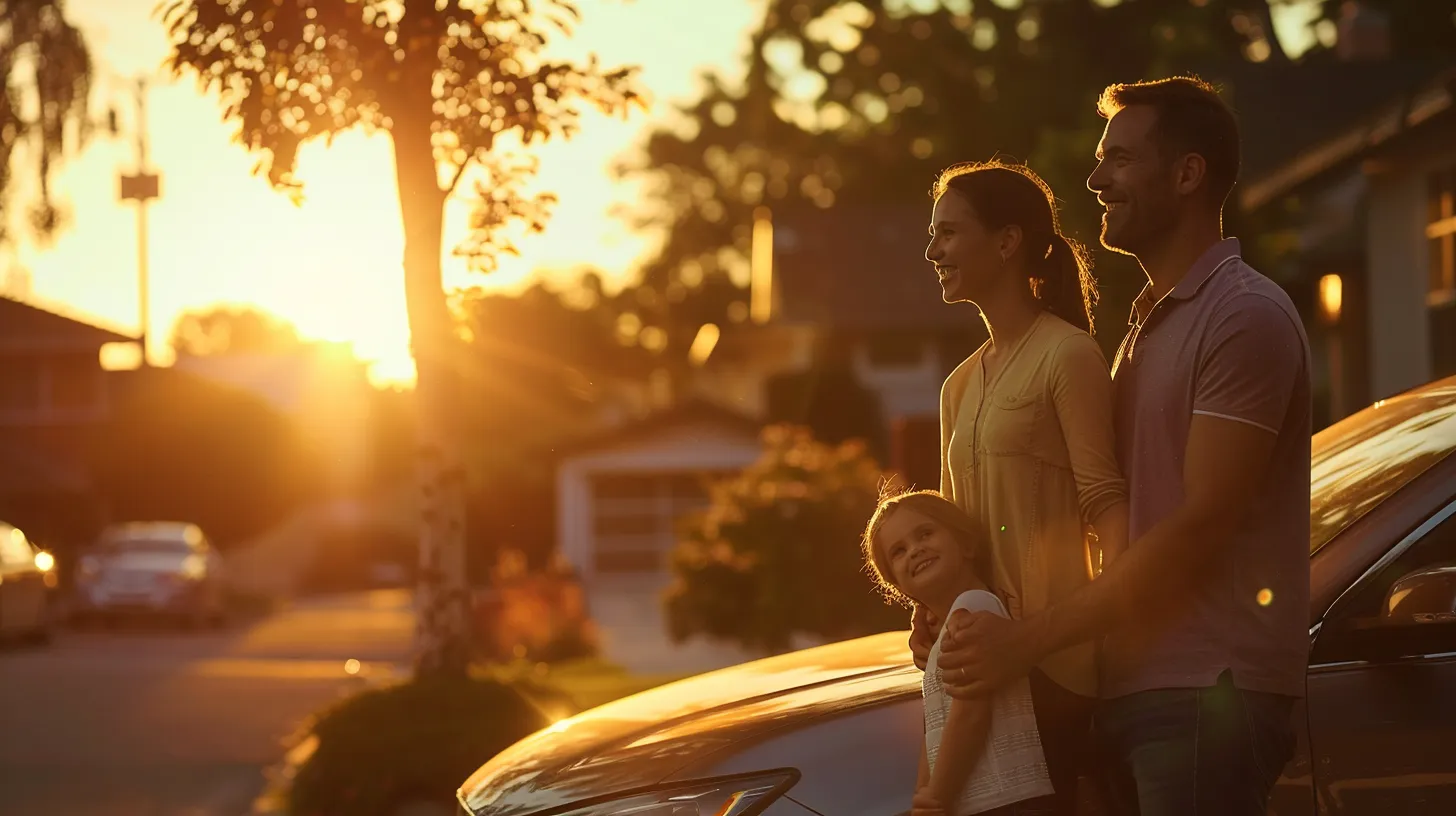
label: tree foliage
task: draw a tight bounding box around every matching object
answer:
[665,424,904,655]
[160,0,642,269]
[616,0,1456,360]
[0,0,93,244]
[170,304,305,357]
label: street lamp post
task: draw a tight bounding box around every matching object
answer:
[117,77,160,367]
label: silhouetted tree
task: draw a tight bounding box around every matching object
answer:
[0,0,93,244]
[161,0,642,676]
[616,0,1456,361]
[92,367,325,548]
[170,304,305,357]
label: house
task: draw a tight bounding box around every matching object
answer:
[553,399,766,673]
[0,296,134,552]
[1237,58,1456,423]
[554,205,984,673]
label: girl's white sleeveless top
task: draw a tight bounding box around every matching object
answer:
[923,590,1056,815]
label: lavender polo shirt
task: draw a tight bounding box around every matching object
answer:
[1103,238,1312,700]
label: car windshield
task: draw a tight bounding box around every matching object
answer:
[1310,380,1456,555]
[104,538,193,556]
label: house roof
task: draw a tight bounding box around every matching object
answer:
[554,397,762,460]
[771,204,968,331]
[1231,57,1456,211]
[0,296,134,351]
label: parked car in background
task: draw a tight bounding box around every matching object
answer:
[458,376,1456,816]
[73,522,227,628]
[0,521,56,643]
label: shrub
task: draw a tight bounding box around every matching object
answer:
[475,548,599,664]
[665,424,906,655]
[285,674,559,816]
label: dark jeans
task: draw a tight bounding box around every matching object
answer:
[1094,671,1297,816]
[1027,669,1098,816]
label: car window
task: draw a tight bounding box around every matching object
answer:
[1311,383,1456,555]
[104,538,193,556]
[1342,504,1456,620]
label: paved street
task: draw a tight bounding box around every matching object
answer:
[0,589,414,816]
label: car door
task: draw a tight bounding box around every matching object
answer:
[1306,498,1456,814]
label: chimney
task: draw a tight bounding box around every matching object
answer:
[1336,0,1391,61]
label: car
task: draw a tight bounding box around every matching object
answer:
[72,521,227,627]
[456,375,1456,816]
[0,522,56,643]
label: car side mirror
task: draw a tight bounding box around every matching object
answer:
[1381,563,1456,625]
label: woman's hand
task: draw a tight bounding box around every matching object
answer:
[911,786,947,816]
[909,604,939,671]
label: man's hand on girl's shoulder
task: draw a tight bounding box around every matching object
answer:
[937,609,1043,699]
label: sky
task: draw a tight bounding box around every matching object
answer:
[11,0,761,386]
[9,0,1318,387]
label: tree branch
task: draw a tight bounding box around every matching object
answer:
[445,159,471,197]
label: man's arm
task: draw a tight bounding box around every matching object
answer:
[939,294,1305,695]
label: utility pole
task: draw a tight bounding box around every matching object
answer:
[118,77,160,366]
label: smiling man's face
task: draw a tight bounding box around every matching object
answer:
[1087,105,1180,257]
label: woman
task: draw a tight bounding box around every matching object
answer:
[912,160,1130,815]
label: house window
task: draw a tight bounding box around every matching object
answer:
[589,471,718,574]
[1429,166,1456,306]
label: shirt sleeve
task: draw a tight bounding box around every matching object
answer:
[950,589,1007,619]
[1049,334,1128,524]
[1193,294,1305,435]
[939,357,973,498]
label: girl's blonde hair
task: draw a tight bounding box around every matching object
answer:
[861,487,991,608]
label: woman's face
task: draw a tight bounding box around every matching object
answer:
[876,506,968,605]
[925,188,1004,305]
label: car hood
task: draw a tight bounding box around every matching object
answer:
[459,632,919,816]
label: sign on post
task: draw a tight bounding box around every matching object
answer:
[120,173,161,201]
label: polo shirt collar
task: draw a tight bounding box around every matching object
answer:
[1127,237,1242,326]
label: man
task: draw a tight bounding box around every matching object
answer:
[916,76,1312,815]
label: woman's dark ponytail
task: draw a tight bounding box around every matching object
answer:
[1036,232,1098,335]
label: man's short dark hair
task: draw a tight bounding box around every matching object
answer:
[1097,76,1241,208]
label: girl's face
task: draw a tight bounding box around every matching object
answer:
[876,506,970,605]
[924,188,1006,305]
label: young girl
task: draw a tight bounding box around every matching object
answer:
[863,489,1057,816]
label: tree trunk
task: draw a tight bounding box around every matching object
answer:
[392,114,472,679]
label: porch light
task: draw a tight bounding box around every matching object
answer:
[1318,274,1343,325]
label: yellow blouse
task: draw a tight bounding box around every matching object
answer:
[940,312,1127,698]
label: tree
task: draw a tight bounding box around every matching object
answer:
[170,304,305,357]
[665,424,905,655]
[614,0,1452,362]
[161,0,642,676]
[0,0,93,245]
